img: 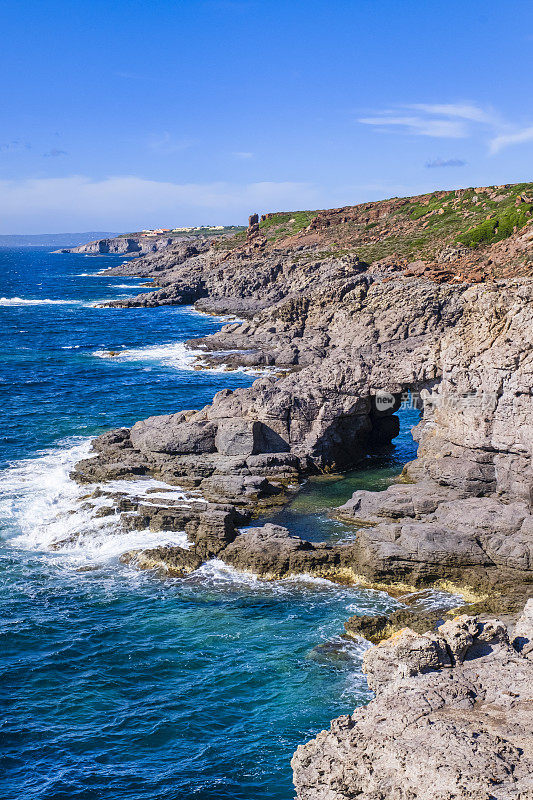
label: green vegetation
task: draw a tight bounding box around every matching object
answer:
[457,204,533,247]
[215,181,533,261]
[258,210,318,241]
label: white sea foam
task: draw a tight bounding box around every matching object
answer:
[92,340,283,377]
[93,341,198,369]
[192,559,260,587]
[0,439,194,567]
[0,296,81,306]
[110,284,146,289]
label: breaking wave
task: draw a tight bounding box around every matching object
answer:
[0,439,194,567]
[0,296,82,306]
[92,340,283,376]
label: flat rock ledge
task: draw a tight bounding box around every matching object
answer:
[292,602,533,800]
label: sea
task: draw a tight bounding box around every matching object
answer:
[0,247,429,800]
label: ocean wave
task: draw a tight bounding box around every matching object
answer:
[0,296,81,306]
[186,307,244,325]
[0,440,195,566]
[92,341,282,376]
[93,341,198,369]
[110,284,147,289]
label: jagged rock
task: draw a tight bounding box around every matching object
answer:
[73,191,533,608]
[121,546,202,576]
[344,607,450,643]
[292,614,533,800]
[63,187,533,799]
[185,507,238,558]
[362,628,451,689]
[513,598,533,658]
[221,524,347,580]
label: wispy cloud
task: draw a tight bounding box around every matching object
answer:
[232,151,254,159]
[408,103,498,125]
[490,126,533,154]
[359,115,467,139]
[425,158,466,169]
[0,140,31,152]
[0,175,319,233]
[359,102,533,154]
[43,148,68,158]
[148,132,196,155]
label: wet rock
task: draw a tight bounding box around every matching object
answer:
[121,546,202,576]
[221,524,344,579]
[185,507,239,558]
[344,608,449,644]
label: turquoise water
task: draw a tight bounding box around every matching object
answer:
[1,249,408,800]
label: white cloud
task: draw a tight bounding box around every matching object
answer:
[232,151,254,159]
[0,175,319,233]
[359,102,533,154]
[490,126,533,154]
[407,103,498,124]
[358,115,467,138]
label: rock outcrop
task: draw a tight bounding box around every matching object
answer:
[68,183,533,798]
[73,267,533,600]
[292,607,533,800]
[57,234,177,256]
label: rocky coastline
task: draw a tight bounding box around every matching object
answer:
[67,185,533,798]
[292,604,533,800]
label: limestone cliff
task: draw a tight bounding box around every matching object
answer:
[69,182,533,798]
[292,606,533,800]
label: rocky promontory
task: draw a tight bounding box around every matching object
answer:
[68,183,533,797]
[292,604,533,800]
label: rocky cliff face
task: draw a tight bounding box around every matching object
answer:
[57,234,179,256]
[70,183,533,798]
[292,605,533,800]
[76,251,533,602]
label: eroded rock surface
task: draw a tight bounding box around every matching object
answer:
[73,271,533,600]
[67,186,533,798]
[292,612,533,800]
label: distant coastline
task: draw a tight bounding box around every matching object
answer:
[0,232,118,248]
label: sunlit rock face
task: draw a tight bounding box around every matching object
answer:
[292,609,533,800]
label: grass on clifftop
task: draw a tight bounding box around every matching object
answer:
[258,211,318,240]
[216,182,533,262]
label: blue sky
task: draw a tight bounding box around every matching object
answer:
[1,0,532,232]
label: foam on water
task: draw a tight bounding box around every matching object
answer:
[93,341,198,369]
[0,296,82,306]
[187,307,244,325]
[92,340,278,376]
[0,439,194,567]
[110,284,147,289]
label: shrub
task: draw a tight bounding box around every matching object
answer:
[457,204,533,247]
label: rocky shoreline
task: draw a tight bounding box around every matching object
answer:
[67,186,532,798]
[293,604,533,800]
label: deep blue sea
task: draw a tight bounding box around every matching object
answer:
[0,248,421,800]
